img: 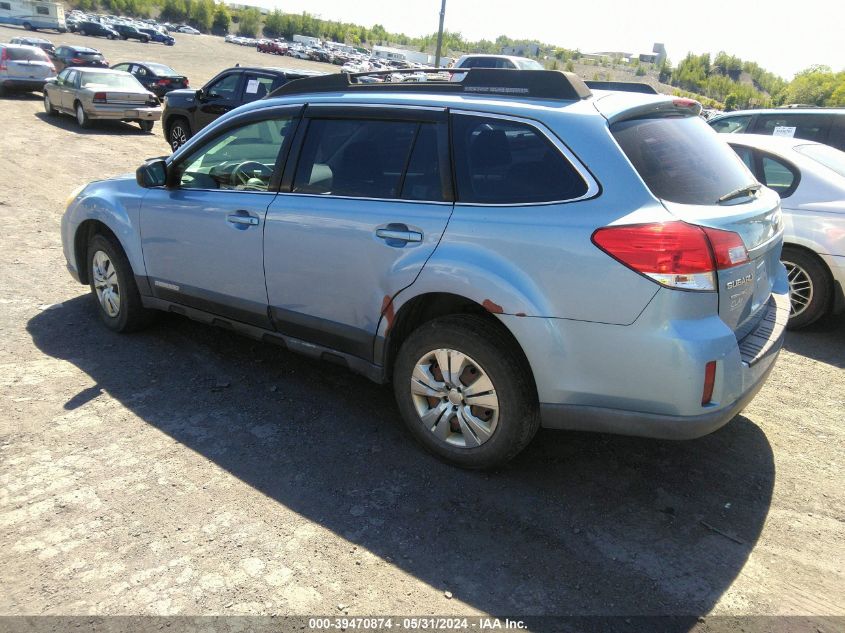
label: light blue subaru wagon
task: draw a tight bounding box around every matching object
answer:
[61,69,790,468]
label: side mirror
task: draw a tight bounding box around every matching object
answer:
[136,158,168,188]
[195,88,205,100]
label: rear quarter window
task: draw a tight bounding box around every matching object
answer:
[612,115,756,205]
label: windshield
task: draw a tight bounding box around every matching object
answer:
[612,115,757,205]
[146,62,178,76]
[794,143,845,179]
[6,47,49,61]
[81,73,145,91]
[515,59,544,70]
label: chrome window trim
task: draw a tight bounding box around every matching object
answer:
[449,109,601,207]
[275,191,453,206]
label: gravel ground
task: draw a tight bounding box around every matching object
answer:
[0,24,843,629]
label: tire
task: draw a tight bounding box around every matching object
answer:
[86,233,154,333]
[139,120,154,133]
[23,21,33,30]
[782,245,832,329]
[393,314,540,469]
[75,102,91,128]
[43,92,56,115]
[167,117,191,150]
[109,33,117,40]
[121,34,128,40]
[80,28,87,36]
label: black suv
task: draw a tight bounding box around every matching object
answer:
[709,108,845,152]
[77,21,120,39]
[51,45,109,73]
[112,24,150,42]
[162,66,325,150]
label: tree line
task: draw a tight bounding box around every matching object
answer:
[66,0,844,109]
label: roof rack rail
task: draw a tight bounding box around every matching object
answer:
[584,80,658,95]
[268,68,593,101]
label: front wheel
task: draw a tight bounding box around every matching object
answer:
[139,120,154,133]
[44,92,56,115]
[393,315,540,469]
[87,234,154,333]
[782,246,831,329]
[167,118,191,150]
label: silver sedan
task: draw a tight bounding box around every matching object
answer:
[43,67,162,132]
[727,134,845,328]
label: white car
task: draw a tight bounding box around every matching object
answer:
[178,26,200,34]
[726,134,845,328]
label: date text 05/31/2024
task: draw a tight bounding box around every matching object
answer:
[307,617,527,630]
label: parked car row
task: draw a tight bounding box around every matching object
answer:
[66,10,175,45]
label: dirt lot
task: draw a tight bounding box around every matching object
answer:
[0,24,844,630]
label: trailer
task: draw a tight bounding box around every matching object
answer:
[0,0,66,32]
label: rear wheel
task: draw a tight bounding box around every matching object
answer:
[75,102,91,128]
[87,234,154,333]
[23,21,33,30]
[782,246,831,329]
[393,315,540,469]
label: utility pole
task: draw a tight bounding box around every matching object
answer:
[433,0,446,68]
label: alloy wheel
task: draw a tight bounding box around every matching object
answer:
[784,259,813,317]
[410,348,499,448]
[92,250,120,317]
[170,125,187,150]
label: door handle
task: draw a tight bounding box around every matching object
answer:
[376,227,423,243]
[227,214,259,226]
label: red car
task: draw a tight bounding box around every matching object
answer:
[257,40,287,55]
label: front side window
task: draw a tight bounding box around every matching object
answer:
[710,115,752,134]
[452,115,588,204]
[292,118,418,199]
[65,69,79,87]
[112,63,130,72]
[242,74,275,103]
[176,117,295,191]
[206,73,240,99]
[36,5,49,14]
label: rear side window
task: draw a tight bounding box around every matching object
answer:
[452,115,588,204]
[761,155,798,196]
[242,74,275,103]
[827,117,845,152]
[293,118,418,199]
[612,115,756,205]
[753,113,832,143]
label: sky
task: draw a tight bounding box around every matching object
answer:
[244,0,844,79]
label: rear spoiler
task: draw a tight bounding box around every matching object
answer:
[596,95,703,124]
[585,81,658,95]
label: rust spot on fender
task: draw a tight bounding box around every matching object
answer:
[482,299,504,314]
[381,295,396,333]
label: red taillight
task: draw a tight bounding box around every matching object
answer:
[0,48,9,71]
[71,57,83,63]
[156,78,171,85]
[93,92,107,103]
[701,226,750,269]
[702,361,717,405]
[592,221,748,291]
[673,98,699,108]
[184,77,189,86]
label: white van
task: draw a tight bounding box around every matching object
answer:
[0,0,66,32]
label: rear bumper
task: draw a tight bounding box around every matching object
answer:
[2,77,51,91]
[87,105,162,121]
[498,274,789,440]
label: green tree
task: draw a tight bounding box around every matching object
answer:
[237,6,261,37]
[191,0,213,32]
[211,2,230,34]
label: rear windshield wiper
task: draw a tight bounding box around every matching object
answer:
[718,183,761,204]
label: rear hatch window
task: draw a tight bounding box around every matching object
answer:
[611,115,755,205]
[6,47,49,62]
